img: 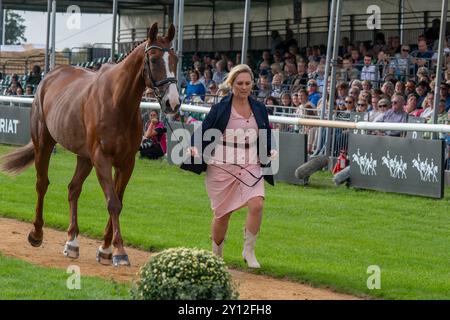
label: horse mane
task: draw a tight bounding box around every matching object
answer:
[115,39,147,64]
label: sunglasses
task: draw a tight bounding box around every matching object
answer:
[392,101,399,104]
[357,103,366,107]
[402,49,410,52]
[379,104,388,108]
[345,100,353,103]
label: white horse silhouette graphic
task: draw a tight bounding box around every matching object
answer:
[412,154,438,182]
[352,148,377,176]
[381,151,407,179]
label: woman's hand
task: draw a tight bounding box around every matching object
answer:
[187,146,200,157]
[269,149,278,160]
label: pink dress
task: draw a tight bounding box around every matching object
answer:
[205,106,265,218]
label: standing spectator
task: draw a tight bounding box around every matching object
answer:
[376,94,407,137]
[411,39,433,72]
[212,60,228,85]
[360,54,378,82]
[270,30,283,54]
[26,65,42,87]
[390,45,413,80]
[351,49,362,71]
[258,50,272,74]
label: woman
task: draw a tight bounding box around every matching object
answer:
[181,64,277,268]
[185,70,206,102]
[139,110,167,160]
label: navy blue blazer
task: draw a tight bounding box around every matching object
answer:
[180,94,275,186]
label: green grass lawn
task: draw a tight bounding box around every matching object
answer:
[0,145,449,299]
[0,253,129,299]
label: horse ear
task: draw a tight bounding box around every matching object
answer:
[166,24,176,43]
[148,23,158,42]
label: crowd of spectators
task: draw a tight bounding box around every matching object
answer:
[172,22,450,156]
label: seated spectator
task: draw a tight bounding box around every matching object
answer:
[25,85,34,96]
[270,73,283,98]
[306,79,321,107]
[415,81,429,108]
[336,82,349,109]
[356,98,369,114]
[26,65,42,86]
[205,82,219,104]
[217,82,230,97]
[212,59,228,85]
[362,80,372,92]
[394,81,405,98]
[348,86,360,102]
[139,110,167,160]
[423,100,448,140]
[368,93,382,121]
[341,58,360,81]
[16,87,23,96]
[381,81,394,98]
[405,80,416,96]
[439,83,450,112]
[258,50,272,73]
[282,62,298,88]
[292,60,308,88]
[255,74,271,101]
[278,91,292,114]
[200,69,214,89]
[405,93,423,117]
[375,94,407,137]
[372,98,390,122]
[6,82,19,95]
[420,92,435,119]
[185,70,206,102]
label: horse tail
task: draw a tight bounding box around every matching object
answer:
[0,141,35,176]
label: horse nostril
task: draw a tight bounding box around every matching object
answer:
[166,100,171,109]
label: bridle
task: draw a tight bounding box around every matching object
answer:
[143,43,178,104]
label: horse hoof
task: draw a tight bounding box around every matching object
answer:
[28,233,43,247]
[96,247,112,266]
[63,243,79,259]
[112,254,131,267]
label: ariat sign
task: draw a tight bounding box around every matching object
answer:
[0,105,31,145]
[0,118,20,134]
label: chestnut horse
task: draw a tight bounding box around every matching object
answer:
[0,23,180,267]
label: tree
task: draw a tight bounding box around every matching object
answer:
[5,10,27,45]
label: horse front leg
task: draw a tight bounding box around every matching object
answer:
[102,157,136,258]
[92,150,129,267]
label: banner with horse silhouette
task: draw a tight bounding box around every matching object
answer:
[348,134,445,199]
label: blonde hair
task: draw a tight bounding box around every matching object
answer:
[225,64,254,88]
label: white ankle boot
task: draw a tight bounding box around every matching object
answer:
[212,239,224,257]
[242,229,260,268]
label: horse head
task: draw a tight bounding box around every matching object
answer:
[144,22,180,115]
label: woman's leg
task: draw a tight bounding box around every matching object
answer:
[245,196,264,234]
[243,196,264,268]
[211,212,232,245]
[211,212,232,257]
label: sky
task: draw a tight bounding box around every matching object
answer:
[16,10,114,50]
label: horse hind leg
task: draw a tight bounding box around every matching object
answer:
[63,156,93,259]
[28,127,56,247]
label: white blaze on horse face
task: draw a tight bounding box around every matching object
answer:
[163,52,179,110]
